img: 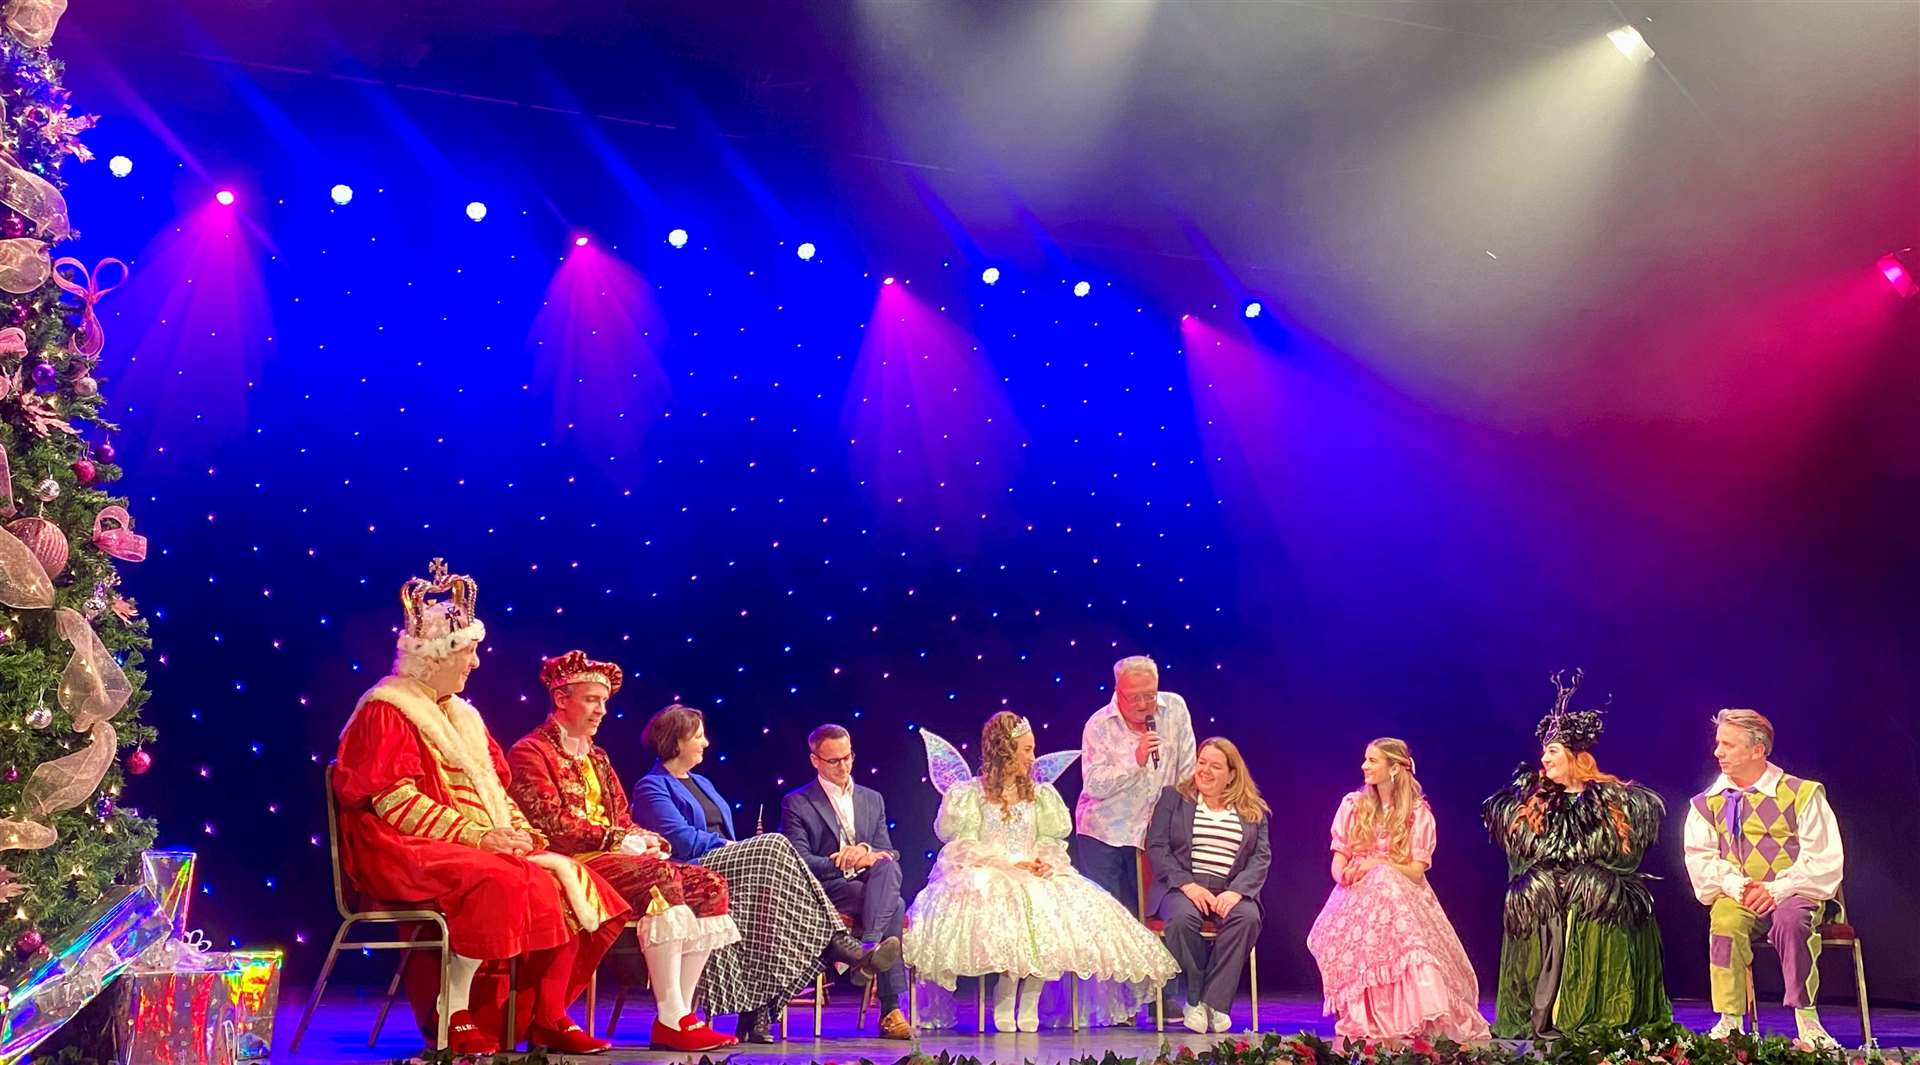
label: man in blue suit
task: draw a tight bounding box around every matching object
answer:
[779,723,911,1040]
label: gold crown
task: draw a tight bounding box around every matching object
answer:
[400,558,479,638]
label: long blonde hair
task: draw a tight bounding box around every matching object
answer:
[1175,737,1270,823]
[1350,737,1423,862]
[980,711,1036,810]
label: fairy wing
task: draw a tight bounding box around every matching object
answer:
[918,728,974,794]
[1030,749,1081,787]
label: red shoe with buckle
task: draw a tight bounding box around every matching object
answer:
[528,1018,612,1055]
[445,1009,499,1055]
[650,1014,735,1052]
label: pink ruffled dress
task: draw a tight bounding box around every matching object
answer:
[1306,792,1490,1043]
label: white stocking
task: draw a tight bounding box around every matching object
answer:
[643,942,690,1026]
[445,953,482,1015]
[677,946,714,1011]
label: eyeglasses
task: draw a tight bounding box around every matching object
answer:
[815,753,855,768]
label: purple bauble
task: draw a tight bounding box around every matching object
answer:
[2,766,16,783]
[0,216,23,238]
[96,794,116,819]
[12,930,41,958]
[30,363,57,391]
[128,749,152,775]
[70,458,95,484]
[97,440,117,464]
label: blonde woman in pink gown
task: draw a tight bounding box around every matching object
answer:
[1306,738,1489,1044]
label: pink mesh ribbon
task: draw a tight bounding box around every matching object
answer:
[0,516,54,607]
[52,257,127,360]
[2,0,68,50]
[0,237,50,294]
[92,505,147,562]
[0,608,132,852]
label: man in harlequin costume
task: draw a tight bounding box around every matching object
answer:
[1684,708,1845,1048]
[333,560,627,1056]
[508,650,743,1053]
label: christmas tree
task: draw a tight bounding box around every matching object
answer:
[0,2,158,970]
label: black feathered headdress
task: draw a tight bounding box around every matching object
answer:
[1535,668,1607,752]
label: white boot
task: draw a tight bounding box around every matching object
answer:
[992,973,1018,1033]
[1182,1003,1209,1034]
[1795,1009,1839,1050]
[1706,1014,1744,1039]
[1017,977,1044,1033]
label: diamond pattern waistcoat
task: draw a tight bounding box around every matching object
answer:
[1690,774,1821,883]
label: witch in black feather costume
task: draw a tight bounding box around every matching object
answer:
[1482,670,1672,1038]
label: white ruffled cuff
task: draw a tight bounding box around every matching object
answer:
[636,903,741,952]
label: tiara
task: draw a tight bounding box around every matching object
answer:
[1010,716,1032,739]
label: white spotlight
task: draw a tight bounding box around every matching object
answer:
[981,266,1001,285]
[330,184,354,206]
[667,228,689,249]
[465,201,488,222]
[797,242,817,261]
[1072,280,1091,298]
[1607,25,1655,64]
[108,155,133,178]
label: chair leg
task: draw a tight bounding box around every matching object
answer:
[1249,945,1259,1033]
[435,926,452,1052]
[1070,974,1080,1032]
[977,976,986,1033]
[586,971,597,1038]
[506,956,519,1050]
[859,978,875,1030]
[1852,943,1871,1045]
[1745,967,1760,1033]
[909,967,918,1031]
[815,972,826,1038]
[288,924,353,1054]
[1155,980,1165,1032]
[609,984,629,1037]
[369,933,419,1046]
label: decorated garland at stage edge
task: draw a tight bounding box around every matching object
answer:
[0,0,159,971]
[388,1025,1912,1065]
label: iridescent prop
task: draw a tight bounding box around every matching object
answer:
[219,949,282,1059]
[916,728,1081,791]
[0,239,49,295]
[50,256,125,359]
[1030,749,1082,787]
[1,0,67,50]
[140,851,197,938]
[0,883,172,1064]
[112,959,240,1065]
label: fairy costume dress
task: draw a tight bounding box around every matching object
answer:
[902,728,1177,1021]
[1481,671,1671,1038]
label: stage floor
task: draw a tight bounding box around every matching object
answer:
[275,987,1919,1063]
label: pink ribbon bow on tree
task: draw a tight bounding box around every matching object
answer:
[51,256,127,360]
[91,505,146,562]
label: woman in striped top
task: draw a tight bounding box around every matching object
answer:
[1306,739,1489,1044]
[1144,738,1272,1034]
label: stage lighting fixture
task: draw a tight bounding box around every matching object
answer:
[1878,249,1918,298]
[882,276,897,286]
[1073,280,1091,297]
[981,266,1001,285]
[215,190,235,206]
[330,184,354,206]
[1607,25,1655,64]
[797,242,817,261]
[1242,299,1264,319]
[465,201,488,222]
[108,155,132,178]
[573,235,590,247]
[667,228,689,249]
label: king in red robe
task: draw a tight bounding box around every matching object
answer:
[332,559,629,1055]
[509,650,742,1052]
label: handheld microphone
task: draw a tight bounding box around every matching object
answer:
[1144,712,1160,770]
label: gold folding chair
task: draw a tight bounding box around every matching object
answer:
[1743,885,1871,1044]
[1138,853,1258,1032]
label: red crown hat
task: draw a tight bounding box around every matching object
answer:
[540,650,623,694]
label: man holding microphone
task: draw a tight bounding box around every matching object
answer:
[1075,655,1199,912]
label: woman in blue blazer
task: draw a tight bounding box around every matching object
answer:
[631,704,901,1043]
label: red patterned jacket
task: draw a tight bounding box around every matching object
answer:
[506,717,634,855]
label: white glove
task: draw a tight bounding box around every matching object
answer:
[619,831,661,857]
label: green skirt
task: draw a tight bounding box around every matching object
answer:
[1492,908,1672,1038]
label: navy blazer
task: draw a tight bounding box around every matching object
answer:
[631,762,737,861]
[1144,786,1271,898]
[779,779,897,883]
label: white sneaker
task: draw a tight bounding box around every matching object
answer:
[1796,1015,1840,1051]
[1182,1004,1210,1034]
[1210,1007,1233,1033]
[1706,1016,1744,1039]
[992,975,1018,1033]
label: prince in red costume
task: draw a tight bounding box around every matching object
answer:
[509,651,742,1052]
[333,560,628,1055]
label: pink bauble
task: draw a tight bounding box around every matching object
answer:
[5,517,68,578]
[127,749,152,775]
[71,458,96,484]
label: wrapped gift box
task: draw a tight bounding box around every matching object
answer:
[218,949,283,1059]
[112,964,240,1065]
